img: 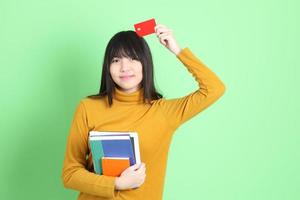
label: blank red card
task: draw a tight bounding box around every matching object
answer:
[134,18,156,37]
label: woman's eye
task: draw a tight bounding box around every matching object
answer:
[112,57,138,63]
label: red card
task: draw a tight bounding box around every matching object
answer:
[134,18,156,37]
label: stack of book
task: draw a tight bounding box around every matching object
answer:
[88,131,141,177]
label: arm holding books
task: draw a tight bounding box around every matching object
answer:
[61,101,118,198]
[61,101,146,198]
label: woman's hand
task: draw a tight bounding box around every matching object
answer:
[154,24,182,56]
[115,163,146,190]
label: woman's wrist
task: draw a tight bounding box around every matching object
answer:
[174,47,182,56]
[115,177,121,190]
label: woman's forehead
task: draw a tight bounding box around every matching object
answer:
[112,47,139,59]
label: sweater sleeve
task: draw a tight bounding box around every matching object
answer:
[159,47,226,130]
[61,100,118,198]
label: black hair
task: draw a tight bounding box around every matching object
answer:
[87,30,163,107]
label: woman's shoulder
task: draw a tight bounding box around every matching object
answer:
[79,96,107,109]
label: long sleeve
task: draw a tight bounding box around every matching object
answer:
[61,101,118,198]
[159,47,226,130]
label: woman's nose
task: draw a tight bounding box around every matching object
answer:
[120,59,131,71]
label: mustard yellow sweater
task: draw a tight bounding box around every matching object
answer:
[61,47,226,200]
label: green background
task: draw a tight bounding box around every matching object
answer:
[1,0,299,199]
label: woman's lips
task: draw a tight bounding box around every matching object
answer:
[120,75,134,81]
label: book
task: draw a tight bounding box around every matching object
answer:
[89,131,141,175]
[89,138,104,174]
[101,135,135,165]
[89,131,141,164]
[102,157,130,177]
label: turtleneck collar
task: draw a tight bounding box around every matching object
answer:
[113,87,144,104]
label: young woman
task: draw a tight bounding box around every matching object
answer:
[62,24,226,200]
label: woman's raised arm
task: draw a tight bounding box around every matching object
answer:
[154,24,226,130]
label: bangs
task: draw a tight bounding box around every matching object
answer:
[108,31,145,63]
[111,46,140,60]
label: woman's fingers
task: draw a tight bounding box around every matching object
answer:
[157,32,172,40]
[158,33,172,46]
[154,24,165,32]
[124,163,141,173]
[155,25,173,46]
[155,24,171,35]
[156,28,171,36]
[137,163,145,171]
[155,24,168,30]
[135,163,146,175]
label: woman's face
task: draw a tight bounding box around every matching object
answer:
[110,56,143,93]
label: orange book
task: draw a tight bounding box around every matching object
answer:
[101,157,130,177]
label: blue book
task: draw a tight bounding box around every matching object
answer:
[100,135,136,166]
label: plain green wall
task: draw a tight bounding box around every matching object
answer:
[1,0,299,199]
